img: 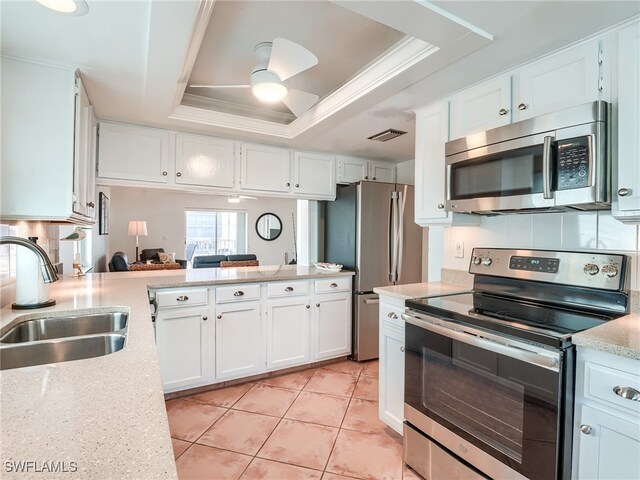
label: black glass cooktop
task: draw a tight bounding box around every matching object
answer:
[405,292,623,348]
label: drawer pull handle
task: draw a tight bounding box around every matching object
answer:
[176,295,189,302]
[579,424,593,435]
[518,103,527,111]
[234,291,244,297]
[330,283,338,288]
[499,108,508,116]
[285,286,294,292]
[388,312,398,319]
[618,187,631,197]
[613,385,640,401]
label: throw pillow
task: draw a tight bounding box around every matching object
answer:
[158,252,176,264]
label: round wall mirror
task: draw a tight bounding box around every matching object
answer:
[256,213,282,241]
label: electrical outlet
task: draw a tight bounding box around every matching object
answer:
[455,241,464,258]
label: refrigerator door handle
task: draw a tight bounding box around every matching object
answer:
[389,192,399,282]
[396,190,404,282]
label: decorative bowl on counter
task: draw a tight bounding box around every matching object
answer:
[313,262,343,273]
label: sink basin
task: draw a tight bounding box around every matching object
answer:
[0,334,126,370]
[0,312,128,343]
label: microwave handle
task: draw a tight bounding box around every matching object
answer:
[543,135,554,199]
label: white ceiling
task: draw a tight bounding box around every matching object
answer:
[2,1,639,163]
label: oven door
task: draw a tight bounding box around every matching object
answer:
[402,310,572,480]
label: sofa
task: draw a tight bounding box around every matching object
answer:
[140,248,187,268]
[193,254,258,269]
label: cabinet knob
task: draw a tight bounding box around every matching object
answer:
[86,201,95,208]
[400,346,405,352]
[316,303,320,307]
[176,172,182,177]
[162,171,168,176]
[613,385,640,401]
[618,187,631,197]
[330,283,338,288]
[306,305,310,309]
[579,424,593,435]
[499,108,508,116]
[217,314,222,319]
[202,316,208,321]
[285,286,294,292]
[176,295,189,302]
[388,312,398,319]
[364,176,369,180]
[437,203,445,209]
[518,103,527,111]
[295,184,300,188]
[286,182,291,187]
[372,177,377,181]
[233,291,244,297]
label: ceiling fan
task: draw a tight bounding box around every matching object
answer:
[190,38,319,117]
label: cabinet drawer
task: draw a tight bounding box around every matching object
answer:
[585,361,640,417]
[315,277,351,294]
[216,283,261,303]
[156,288,208,308]
[380,302,404,329]
[267,280,310,298]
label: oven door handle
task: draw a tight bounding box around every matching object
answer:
[401,313,560,372]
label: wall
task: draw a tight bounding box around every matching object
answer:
[106,187,297,268]
[432,210,639,290]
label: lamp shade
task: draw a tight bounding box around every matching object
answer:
[128,220,148,236]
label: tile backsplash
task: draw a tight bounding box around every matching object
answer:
[439,210,639,290]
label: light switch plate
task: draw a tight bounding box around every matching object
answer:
[455,241,464,258]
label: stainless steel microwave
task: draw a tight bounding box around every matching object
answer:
[445,101,610,214]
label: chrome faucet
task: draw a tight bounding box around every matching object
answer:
[0,236,59,283]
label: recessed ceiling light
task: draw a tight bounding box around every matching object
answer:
[36,0,88,16]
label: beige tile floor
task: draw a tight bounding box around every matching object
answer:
[166,359,422,480]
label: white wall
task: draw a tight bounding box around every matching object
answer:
[396,159,415,185]
[107,187,297,268]
[434,210,639,289]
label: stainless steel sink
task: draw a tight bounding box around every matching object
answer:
[0,312,128,343]
[0,334,126,370]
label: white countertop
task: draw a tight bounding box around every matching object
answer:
[0,265,353,479]
[573,311,640,360]
[373,281,469,300]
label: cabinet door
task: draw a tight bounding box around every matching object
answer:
[267,298,311,370]
[215,302,264,380]
[98,122,170,183]
[239,143,290,193]
[72,76,92,218]
[369,162,396,183]
[514,41,600,121]
[337,156,368,183]
[85,107,97,220]
[379,321,405,435]
[155,307,213,392]
[175,133,235,189]
[614,23,640,221]
[292,151,336,197]
[414,101,450,224]
[575,405,640,479]
[450,76,512,139]
[312,293,351,360]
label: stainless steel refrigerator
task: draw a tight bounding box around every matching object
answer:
[324,181,422,361]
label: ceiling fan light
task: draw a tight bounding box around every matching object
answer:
[227,195,241,204]
[252,82,287,103]
[36,0,88,15]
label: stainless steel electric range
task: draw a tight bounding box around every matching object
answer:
[402,248,631,480]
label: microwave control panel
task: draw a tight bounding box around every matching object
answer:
[556,136,591,190]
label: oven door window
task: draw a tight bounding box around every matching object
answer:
[405,323,562,480]
[450,144,544,200]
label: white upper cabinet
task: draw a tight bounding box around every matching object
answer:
[239,143,290,193]
[450,76,512,139]
[292,151,336,197]
[369,161,397,183]
[1,58,95,224]
[175,133,235,189]
[513,41,601,121]
[337,156,369,183]
[98,122,170,184]
[613,22,640,223]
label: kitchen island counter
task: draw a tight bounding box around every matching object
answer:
[0,265,353,479]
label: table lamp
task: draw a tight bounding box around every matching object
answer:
[128,220,147,262]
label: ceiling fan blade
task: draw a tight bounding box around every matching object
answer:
[268,38,318,81]
[189,84,250,88]
[282,89,319,117]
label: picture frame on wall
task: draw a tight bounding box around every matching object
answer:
[99,192,109,235]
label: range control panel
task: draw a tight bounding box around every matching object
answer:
[556,136,592,190]
[469,248,629,291]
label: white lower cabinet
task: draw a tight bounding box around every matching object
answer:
[573,347,640,479]
[267,297,311,369]
[215,302,264,381]
[379,297,405,435]
[313,292,352,360]
[154,290,214,393]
